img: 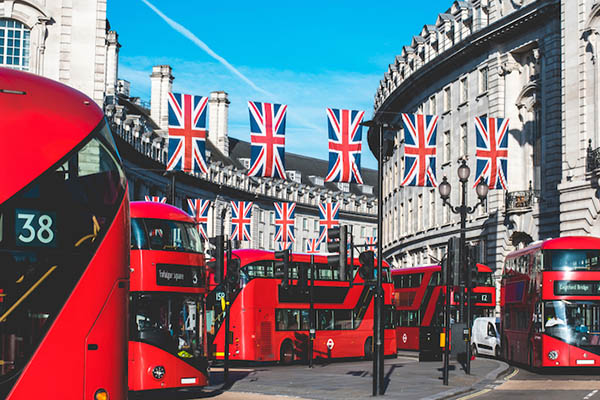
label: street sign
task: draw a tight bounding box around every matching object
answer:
[326,338,335,350]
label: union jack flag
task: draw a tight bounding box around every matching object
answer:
[318,202,340,243]
[365,237,377,252]
[145,196,167,203]
[276,242,293,251]
[247,101,287,179]
[166,93,209,174]
[325,108,365,184]
[306,238,320,254]
[274,202,296,243]
[401,113,438,187]
[187,199,210,241]
[474,117,509,190]
[230,201,253,242]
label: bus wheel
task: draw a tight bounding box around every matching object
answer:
[364,337,373,360]
[280,340,294,364]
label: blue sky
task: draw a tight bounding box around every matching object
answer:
[107,1,453,169]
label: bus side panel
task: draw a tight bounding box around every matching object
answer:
[7,199,129,400]
[84,279,129,399]
[396,327,420,350]
[129,341,208,391]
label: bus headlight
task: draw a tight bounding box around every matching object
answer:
[152,365,166,380]
[94,389,109,400]
[548,350,559,360]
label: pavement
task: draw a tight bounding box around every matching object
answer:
[171,351,511,400]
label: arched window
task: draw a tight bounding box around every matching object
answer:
[0,19,30,71]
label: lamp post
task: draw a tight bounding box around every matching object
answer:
[361,119,401,396]
[438,159,488,375]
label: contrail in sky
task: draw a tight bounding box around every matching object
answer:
[141,0,276,99]
[141,0,326,134]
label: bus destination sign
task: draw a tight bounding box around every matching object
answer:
[554,280,600,296]
[156,264,202,287]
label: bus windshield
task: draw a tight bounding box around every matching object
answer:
[132,218,203,253]
[544,250,600,271]
[543,300,600,349]
[474,271,494,286]
[131,292,202,360]
[0,126,126,396]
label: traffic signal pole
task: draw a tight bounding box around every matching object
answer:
[309,255,315,369]
[374,123,385,396]
[224,239,231,386]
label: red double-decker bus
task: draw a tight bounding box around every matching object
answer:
[206,249,396,363]
[392,264,495,351]
[129,201,209,394]
[501,236,600,368]
[0,68,130,399]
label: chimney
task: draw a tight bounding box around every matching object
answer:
[150,65,174,130]
[105,30,120,96]
[208,91,230,156]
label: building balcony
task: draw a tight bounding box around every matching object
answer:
[587,140,600,172]
[505,186,539,214]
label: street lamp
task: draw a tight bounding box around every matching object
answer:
[360,119,401,396]
[437,159,488,375]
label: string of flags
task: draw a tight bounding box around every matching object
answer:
[143,195,375,253]
[164,91,509,192]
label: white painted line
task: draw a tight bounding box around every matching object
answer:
[584,389,598,400]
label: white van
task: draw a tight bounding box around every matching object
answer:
[471,317,501,358]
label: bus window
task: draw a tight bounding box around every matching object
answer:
[334,310,352,330]
[318,265,333,280]
[318,309,334,330]
[300,309,310,330]
[243,261,274,279]
[429,271,441,286]
[543,249,600,271]
[276,309,301,331]
[131,218,148,250]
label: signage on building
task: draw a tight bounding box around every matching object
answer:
[156,264,202,287]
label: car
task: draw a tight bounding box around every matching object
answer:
[471,317,501,358]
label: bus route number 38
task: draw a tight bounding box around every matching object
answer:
[15,209,57,247]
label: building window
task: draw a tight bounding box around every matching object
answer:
[417,194,423,231]
[303,217,308,230]
[460,123,468,158]
[479,67,488,93]
[400,203,404,235]
[444,130,451,163]
[0,19,30,71]
[429,189,436,227]
[460,77,468,104]
[430,95,437,115]
[444,86,451,112]
[270,211,275,224]
[408,198,413,234]
[314,219,319,232]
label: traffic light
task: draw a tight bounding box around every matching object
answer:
[358,250,374,280]
[226,239,240,288]
[466,243,483,288]
[327,225,348,280]
[274,249,290,289]
[209,235,224,284]
[443,237,460,287]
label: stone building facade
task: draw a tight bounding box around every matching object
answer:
[373,0,600,311]
[0,0,379,253]
[0,0,115,105]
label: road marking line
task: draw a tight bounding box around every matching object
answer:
[505,367,519,380]
[584,389,598,399]
[457,388,491,400]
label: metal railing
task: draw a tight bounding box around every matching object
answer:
[505,187,539,212]
[587,139,600,172]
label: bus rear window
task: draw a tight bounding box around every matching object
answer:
[544,250,600,271]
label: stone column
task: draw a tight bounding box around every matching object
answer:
[150,65,174,130]
[209,91,230,156]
